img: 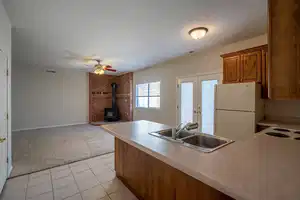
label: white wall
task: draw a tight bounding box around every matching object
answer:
[133,34,268,126]
[0,1,12,174]
[12,67,89,131]
[265,100,300,122]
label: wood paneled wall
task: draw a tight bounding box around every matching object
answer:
[115,138,234,200]
[89,72,133,122]
[115,73,133,121]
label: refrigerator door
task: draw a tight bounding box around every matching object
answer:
[215,110,255,141]
[215,82,257,112]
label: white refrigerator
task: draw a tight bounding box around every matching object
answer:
[214,82,264,141]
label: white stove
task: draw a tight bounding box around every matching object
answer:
[260,127,300,140]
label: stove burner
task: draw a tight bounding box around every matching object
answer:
[265,132,290,138]
[273,128,290,132]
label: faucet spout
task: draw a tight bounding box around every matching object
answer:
[172,122,198,140]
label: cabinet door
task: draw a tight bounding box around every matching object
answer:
[269,0,300,99]
[240,50,262,83]
[175,170,233,200]
[223,55,240,84]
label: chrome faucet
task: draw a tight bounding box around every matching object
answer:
[172,122,198,139]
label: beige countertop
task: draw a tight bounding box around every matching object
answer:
[258,120,300,130]
[102,120,300,200]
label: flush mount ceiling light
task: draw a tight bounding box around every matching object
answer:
[189,27,208,40]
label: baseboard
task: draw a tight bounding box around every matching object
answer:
[12,122,88,132]
[8,166,13,177]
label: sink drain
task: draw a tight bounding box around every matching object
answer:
[265,132,290,138]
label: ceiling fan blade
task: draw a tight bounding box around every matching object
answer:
[65,50,85,59]
[105,68,117,72]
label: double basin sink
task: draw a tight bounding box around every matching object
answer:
[149,129,233,153]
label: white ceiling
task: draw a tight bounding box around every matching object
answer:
[3,0,267,72]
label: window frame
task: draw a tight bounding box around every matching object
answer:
[135,81,160,109]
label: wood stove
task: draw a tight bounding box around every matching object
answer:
[104,83,120,121]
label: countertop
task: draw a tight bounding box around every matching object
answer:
[102,120,300,200]
[257,120,300,130]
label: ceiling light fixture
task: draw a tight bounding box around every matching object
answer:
[189,27,208,40]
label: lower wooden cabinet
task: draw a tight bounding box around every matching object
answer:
[115,138,234,200]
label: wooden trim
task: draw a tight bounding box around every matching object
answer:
[221,44,268,58]
[268,0,272,99]
[88,73,92,123]
[262,48,269,98]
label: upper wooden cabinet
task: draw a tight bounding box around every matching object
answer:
[223,55,240,84]
[221,45,268,97]
[241,50,262,83]
[269,0,300,99]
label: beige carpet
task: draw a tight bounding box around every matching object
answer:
[11,124,114,177]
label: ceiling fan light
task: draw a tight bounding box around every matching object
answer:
[94,68,105,75]
[189,27,208,40]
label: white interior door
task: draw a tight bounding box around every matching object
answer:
[177,77,198,125]
[0,50,8,192]
[197,74,220,135]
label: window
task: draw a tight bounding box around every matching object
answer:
[136,82,160,108]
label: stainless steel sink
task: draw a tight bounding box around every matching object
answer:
[149,128,233,153]
[149,129,194,142]
[181,134,234,153]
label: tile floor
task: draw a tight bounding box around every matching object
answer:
[12,124,114,177]
[0,153,138,200]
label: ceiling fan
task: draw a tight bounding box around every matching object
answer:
[64,50,117,75]
[85,59,117,75]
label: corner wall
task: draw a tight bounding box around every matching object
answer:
[12,67,89,131]
[133,34,268,126]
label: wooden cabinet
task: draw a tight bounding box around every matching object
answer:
[223,56,240,84]
[115,138,234,200]
[269,0,300,99]
[241,50,262,83]
[221,45,268,98]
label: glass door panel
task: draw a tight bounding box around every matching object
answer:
[178,77,197,125]
[197,74,221,135]
[201,80,218,134]
[180,82,194,124]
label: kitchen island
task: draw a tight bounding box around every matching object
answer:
[102,120,300,200]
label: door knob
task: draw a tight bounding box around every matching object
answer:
[0,138,6,143]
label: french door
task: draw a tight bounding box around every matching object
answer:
[0,50,8,192]
[177,74,221,135]
[177,77,198,125]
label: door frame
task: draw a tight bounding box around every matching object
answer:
[0,48,9,182]
[176,72,222,132]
